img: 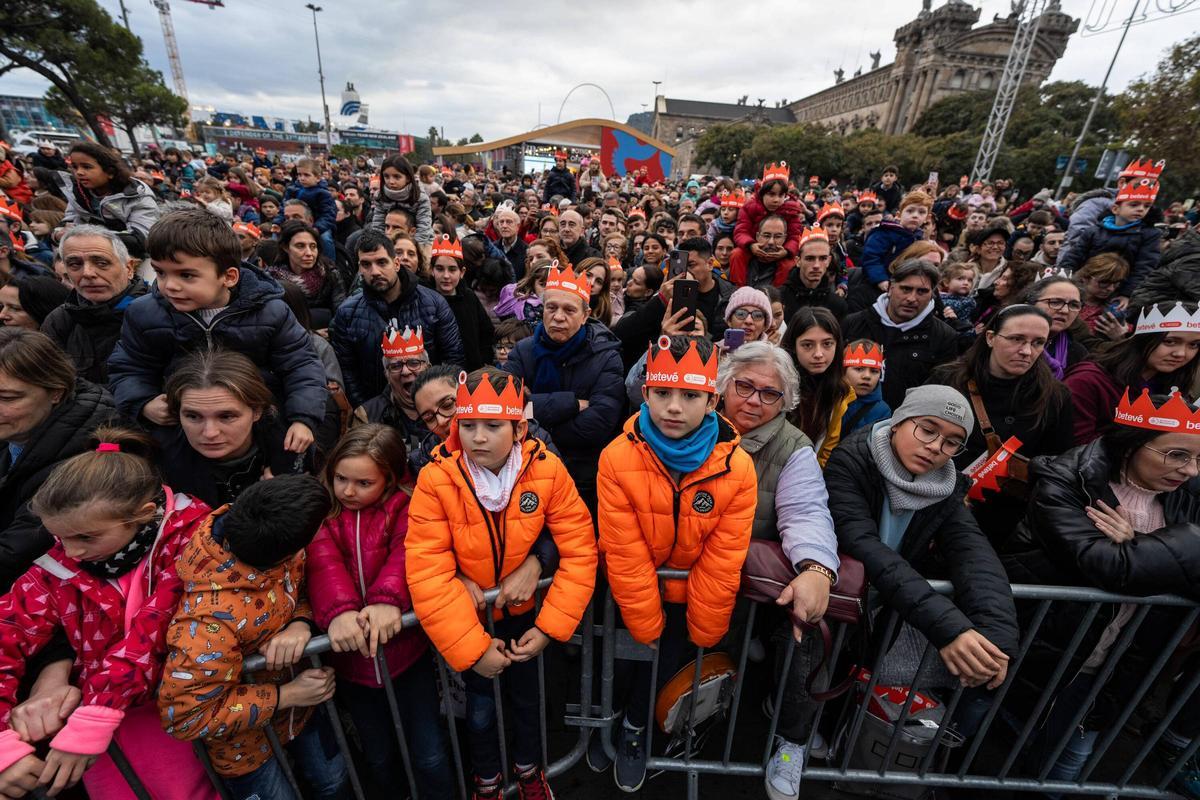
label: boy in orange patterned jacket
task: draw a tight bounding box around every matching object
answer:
[158,475,352,800]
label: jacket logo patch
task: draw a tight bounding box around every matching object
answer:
[692,491,714,514]
[519,491,539,513]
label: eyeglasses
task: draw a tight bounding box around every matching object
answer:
[731,309,767,322]
[992,332,1048,351]
[1142,445,1200,471]
[981,241,1006,250]
[910,420,967,455]
[732,379,784,405]
[1038,298,1083,312]
[384,358,428,373]
[418,395,457,425]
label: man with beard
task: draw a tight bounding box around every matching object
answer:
[330,231,464,407]
[351,325,434,454]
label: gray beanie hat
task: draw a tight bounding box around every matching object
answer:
[887,385,975,437]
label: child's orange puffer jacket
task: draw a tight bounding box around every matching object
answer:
[597,412,757,648]
[407,437,598,672]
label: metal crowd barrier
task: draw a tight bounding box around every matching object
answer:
[108,573,1198,799]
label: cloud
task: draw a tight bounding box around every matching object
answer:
[1,0,1192,142]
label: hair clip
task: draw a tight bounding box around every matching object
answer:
[96,442,121,453]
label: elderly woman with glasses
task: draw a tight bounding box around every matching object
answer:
[715,342,841,795]
[927,304,1074,542]
[826,384,1018,711]
[1002,392,1200,794]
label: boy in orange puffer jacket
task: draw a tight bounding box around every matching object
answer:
[406,367,597,800]
[596,334,757,792]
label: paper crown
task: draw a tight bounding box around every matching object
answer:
[947,204,969,221]
[627,207,646,219]
[1134,302,1200,335]
[1119,157,1166,181]
[644,335,718,394]
[1116,178,1160,205]
[430,233,463,260]
[455,370,524,421]
[844,342,884,369]
[540,203,559,217]
[799,226,829,248]
[719,189,747,209]
[762,161,790,184]
[543,260,591,303]
[380,325,425,359]
[0,197,22,223]
[1114,388,1200,434]
[232,221,261,239]
[607,256,624,272]
[857,190,878,205]
[817,202,844,222]
[554,150,568,160]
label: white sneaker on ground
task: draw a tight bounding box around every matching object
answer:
[764,736,807,800]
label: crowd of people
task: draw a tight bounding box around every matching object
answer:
[0,137,1197,800]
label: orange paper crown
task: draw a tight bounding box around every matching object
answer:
[644,335,718,394]
[0,197,22,223]
[817,202,844,223]
[762,161,790,184]
[627,207,646,219]
[799,225,829,248]
[455,370,524,421]
[554,150,568,160]
[380,325,425,360]
[856,190,878,206]
[843,342,884,369]
[232,221,262,239]
[608,256,624,272]
[544,260,590,303]
[1119,157,1166,181]
[1113,388,1200,434]
[720,189,747,209]
[430,233,463,260]
[541,203,559,217]
[1116,178,1160,205]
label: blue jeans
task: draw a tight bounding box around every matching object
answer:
[461,612,542,780]
[336,652,455,799]
[1036,673,1101,799]
[319,230,336,260]
[222,710,349,800]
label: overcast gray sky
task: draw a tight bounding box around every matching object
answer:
[1,0,1195,140]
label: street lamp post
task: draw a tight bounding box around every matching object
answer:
[651,80,662,109]
[305,3,333,152]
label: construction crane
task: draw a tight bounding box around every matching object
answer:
[151,0,224,106]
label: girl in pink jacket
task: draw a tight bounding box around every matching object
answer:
[0,427,217,800]
[307,424,454,798]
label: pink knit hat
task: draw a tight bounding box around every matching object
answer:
[724,286,773,324]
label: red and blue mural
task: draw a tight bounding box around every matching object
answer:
[600,127,671,182]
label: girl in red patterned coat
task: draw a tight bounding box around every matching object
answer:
[306,424,454,799]
[0,427,218,800]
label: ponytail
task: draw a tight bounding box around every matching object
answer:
[31,426,160,520]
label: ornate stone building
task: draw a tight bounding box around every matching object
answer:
[650,1,1078,175]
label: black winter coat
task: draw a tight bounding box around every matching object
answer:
[542,166,577,204]
[441,285,495,371]
[40,280,149,384]
[825,429,1019,656]
[1058,218,1162,296]
[780,272,848,322]
[503,319,626,498]
[1128,226,1200,315]
[562,237,600,267]
[107,264,328,434]
[328,272,465,407]
[842,307,958,409]
[1002,440,1200,728]
[0,380,115,591]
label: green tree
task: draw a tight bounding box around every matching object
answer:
[743,124,843,184]
[1114,34,1200,200]
[0,0,156,149]
[407,136,433,164]
[329,144,362,160]
[426,126,441,147]
[694,124,756,176]
[46,63,186,157]
[468,133,484,143]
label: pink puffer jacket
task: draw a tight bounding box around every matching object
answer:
[306,490,428,686]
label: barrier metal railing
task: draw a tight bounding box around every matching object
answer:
[108,573,1198,800]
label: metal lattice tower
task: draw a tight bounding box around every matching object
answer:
[970,0,1045,183]
[151,0,187,103]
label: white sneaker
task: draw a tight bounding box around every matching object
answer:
[764,736,807,800]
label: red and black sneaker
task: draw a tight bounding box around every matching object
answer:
[472,774,503,800]
[515,764,555,800]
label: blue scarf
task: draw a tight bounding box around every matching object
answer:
[1101,214,1141,232]
[529,323,587,392]
[638,404,720,474]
